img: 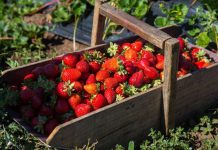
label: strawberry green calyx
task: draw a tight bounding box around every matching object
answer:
[152,79,162,87]
[196,50,206,61]
[140,84,152,92]
[117,59,128,75]
[63,81,75,96]
[116,94,125,102]
[84,50,105,63]
[142,43,155,52]
[124,83,139,96]
[107,42,119,57]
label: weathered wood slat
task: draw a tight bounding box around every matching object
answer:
[163,39,180,135]
[46,86,162,149]
[91,0,105,46]
[175,63,218,124]
[99,3,172,49]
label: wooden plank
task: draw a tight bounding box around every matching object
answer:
[91,0,105,46]
[99,3,171,49]
[162,38,180,135]
[46,86,162,149]
[175,63,218,124]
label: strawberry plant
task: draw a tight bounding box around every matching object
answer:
[187,5,218,50]
[154,3,188,27]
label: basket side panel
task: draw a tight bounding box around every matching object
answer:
[175,63,218,124]
[47,87,162,149]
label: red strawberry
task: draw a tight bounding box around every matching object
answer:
[129,71,145,88]
[104,89,116,104]
[72,81,83,92]
[86,74,96,84]
[43,63,59,79]
[23,73,36,81]
[104,77,119,89]
[195,58,211,69]
[89,61,101,73]
[20,86,34,104]
[102,57,120,72]
[177,70,187,78]
[114,72,128,83]
[56,82,70,98]
[55,98,70,114]
[76,60,90,73]
[177,37,185,52]
[96,70,110,81]
[143,66,159,80]
[61,68,81,82]
[115,85,124,95]
[31,95,42,110]
[62,53,79,67]
[155,54,164,70]
[131,40,143,52]
[155,61,164,70]
[122,42,131,50]
[181,51,191,62]
[124,61,136,74]
[137,58,150,70]
[124,48,138,61]
[141,51,156,66]
[44,119,59,135]
[91,94,107,110]
[156,54,164,62]
[84,83,99,94]
[32,67,44,78]
[68,94,82,110]
[75,104,92,117]
[39,105,53,116]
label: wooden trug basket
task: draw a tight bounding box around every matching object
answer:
[1,1,218,149]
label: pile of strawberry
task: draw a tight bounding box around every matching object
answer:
[10,38,213,135]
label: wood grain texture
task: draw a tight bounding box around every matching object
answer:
[46,86,162,149]
[163,38,180,135]
[99,3,171,49]
[91,0,105,46]
[175,63,218,124]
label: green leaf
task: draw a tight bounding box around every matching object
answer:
[154,16,169,27]
[128,141,135,150]
[196,32,211,48]
[187,28,200,37]
[131,0,149,19]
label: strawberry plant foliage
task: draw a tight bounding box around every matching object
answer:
[187,5,218,49]
[154,3,188,27]
[103,0,150,38]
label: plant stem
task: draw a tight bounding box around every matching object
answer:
[73,16,79,52]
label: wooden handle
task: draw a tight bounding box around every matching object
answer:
[91,1,171,48]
